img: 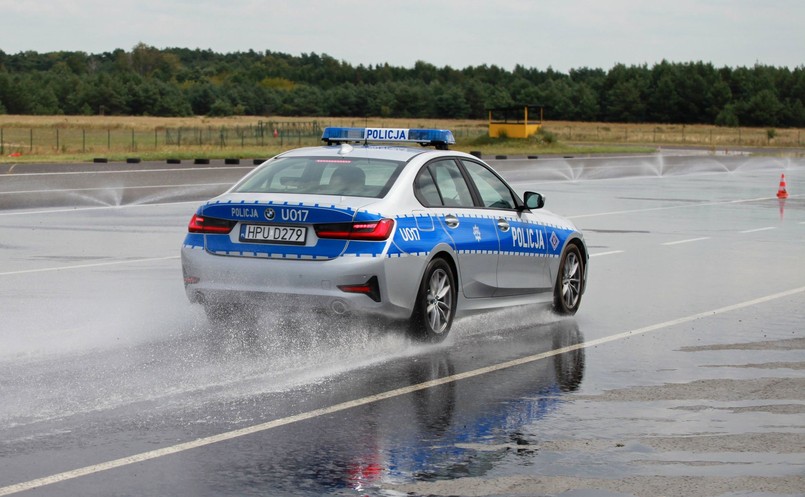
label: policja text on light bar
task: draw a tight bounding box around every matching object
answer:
[321,127,455,149]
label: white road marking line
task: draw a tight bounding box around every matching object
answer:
[590,250,624,257]
[0,201,199,217]
[2,285,803,496]
[3,166,253,177]
[568,196,773,220]
[0,256,179,276]
[0,183,231,195]
[740,226,777,234]
[526,153,700,162]
[661,237,710,246]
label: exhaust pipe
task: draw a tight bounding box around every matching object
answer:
[330,299,349,315]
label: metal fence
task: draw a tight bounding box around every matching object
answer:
[0,120,486,156]
[0,121,331,155]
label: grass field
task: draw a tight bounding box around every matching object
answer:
[0,115,802,163]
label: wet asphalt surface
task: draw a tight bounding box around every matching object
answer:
[0,152,803,497]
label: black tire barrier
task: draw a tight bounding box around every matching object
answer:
[224,158,240,165]
[528,155,539,159]
[194,158,210,165]
[93,158,108,163]
[126,158,141,164]
[469,151,482,158]
[166,158,181,164]
[253,159,266,165]
[495,155,507,160]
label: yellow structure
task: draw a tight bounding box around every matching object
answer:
[488,105,543,138]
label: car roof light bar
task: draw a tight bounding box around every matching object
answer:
[321,127,455,150]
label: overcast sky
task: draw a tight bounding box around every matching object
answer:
[1,0,802,72]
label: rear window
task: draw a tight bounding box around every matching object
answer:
[233,157,404,198]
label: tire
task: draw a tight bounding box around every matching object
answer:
[553,244,584,315]
[410,258,456,342]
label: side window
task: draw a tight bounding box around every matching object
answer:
[462,160,517,210]
[430,160,475,208]
[414,168,443,206]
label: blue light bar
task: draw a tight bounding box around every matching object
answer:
[321,127,455,149]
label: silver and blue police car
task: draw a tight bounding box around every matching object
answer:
[181,127,587,341]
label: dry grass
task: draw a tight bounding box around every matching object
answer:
[544,120,805,149]
[0,115,268,130]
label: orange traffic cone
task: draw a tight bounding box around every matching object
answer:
[776,174,789,199]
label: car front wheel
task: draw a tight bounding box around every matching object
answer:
[410,258,456,342]
[553,244,584,315]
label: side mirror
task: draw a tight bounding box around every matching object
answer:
[523,191,545,210]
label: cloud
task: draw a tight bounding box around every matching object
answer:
[1,0,802,71]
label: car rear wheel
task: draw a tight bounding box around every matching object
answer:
[410,258,456,342]
[553,244,584,315]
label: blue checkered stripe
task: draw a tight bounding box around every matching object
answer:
[183,201,576,261]
[388,213,574,259]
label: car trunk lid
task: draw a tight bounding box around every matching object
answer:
[198,194,384,260]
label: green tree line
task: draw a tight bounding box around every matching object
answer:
[0,43,803,127]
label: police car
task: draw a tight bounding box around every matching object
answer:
[181,127,587,341]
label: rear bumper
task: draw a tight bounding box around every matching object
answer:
[181,245,423,320]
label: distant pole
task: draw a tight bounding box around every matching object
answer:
[0,128,3,155]
[83,129,86,153]
[30,129,33,152]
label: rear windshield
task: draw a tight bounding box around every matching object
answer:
[233,156,404,198]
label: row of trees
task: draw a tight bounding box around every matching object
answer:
[1,44,803,127]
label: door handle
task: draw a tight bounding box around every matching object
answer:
[497,218,510,232]
[444,214,460,229]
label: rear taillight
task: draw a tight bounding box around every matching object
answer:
[315,219,394,241]
[338,276,381,302]
[188,214,236,234]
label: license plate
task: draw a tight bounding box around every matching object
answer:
[239,224,307,245]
